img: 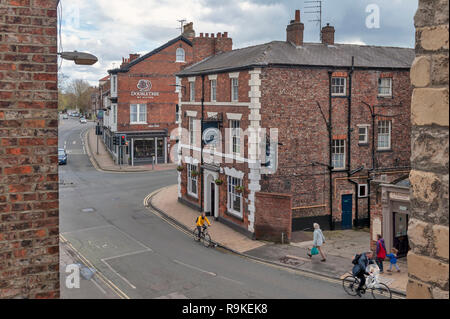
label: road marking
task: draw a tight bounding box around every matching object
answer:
[102,248,152,261]
[91,277,107,295]
[59,234,130,299]
[61,225,112,235]
[217,275,244,286]
[173,259,217,277]
[101,259,137,289]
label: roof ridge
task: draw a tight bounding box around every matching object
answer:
[109,35,193,74]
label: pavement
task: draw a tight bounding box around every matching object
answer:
[84,127,177,173]
[149,185,408,296]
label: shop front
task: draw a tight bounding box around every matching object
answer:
[126,130,169,166]
[380,182,411,258]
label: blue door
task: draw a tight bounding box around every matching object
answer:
[341,195,353,229]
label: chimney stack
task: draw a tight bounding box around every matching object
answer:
[182,22,195,39]
[321,23,335,45]
[286,9,304,46]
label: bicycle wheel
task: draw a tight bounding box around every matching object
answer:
[342,275,359,296]
[202,232,211,247]
[192,228,200,241]
[371,283,392,299]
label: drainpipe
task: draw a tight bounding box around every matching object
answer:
[347,56,354,173]
[328,71,334,231]
[348,179,359,228]
[346,56,356,228]
[200,75,205,213]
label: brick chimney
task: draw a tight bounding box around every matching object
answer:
[120,53,140,68]
[192,30,232,63]
[182,22,195,40]
[286,9,304,46]
[321,23,335,45]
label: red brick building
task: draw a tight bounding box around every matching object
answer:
[0,0,59,298]
[103,23,232,165]
[176,10,414,241]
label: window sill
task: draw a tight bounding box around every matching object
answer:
[377,95,393,99]
[332,168,347,172]
[226,209,244,221]
[377,149,393,153]
[187,192,198,199]
[331,94,347,98]
[358,143,369,146]
[130,122,148,125]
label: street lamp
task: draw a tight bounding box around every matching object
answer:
[58,51,98,65]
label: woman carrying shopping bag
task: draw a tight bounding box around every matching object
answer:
[307,223,327,262]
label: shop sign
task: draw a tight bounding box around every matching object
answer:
[131,79,160,99]
[389,192,409,201]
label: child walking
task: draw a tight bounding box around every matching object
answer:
[386,248,400,272]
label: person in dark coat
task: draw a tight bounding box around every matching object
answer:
[352,251,375,297]
[375,234,387,273]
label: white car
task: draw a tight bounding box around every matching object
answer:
[80,117,87,124]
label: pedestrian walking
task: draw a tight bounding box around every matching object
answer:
[307,223,326,262]
[386,248,401,272]
[375,234,387,273]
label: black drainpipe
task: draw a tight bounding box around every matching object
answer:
[328,71,334,231]
[200,75,205,213]
[347,57,356,228]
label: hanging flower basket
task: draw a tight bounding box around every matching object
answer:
[235,186,244,193]
[191,170,199,177]
[214,179,223,185]
[176,165,184,172]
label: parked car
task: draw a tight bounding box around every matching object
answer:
[80,117,87,124]
[58,148,67,165]
[62,114,68,119]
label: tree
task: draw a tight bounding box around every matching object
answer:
[66,79,94,113]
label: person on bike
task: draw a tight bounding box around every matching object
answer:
[352,251,375,297]
[196,212,211,240]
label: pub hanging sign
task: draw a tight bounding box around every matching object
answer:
[131,79,160,99]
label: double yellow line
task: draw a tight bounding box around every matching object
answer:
[60,234,130,299]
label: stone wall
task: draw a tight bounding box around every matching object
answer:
[0,0,59,298]
[408,0,449,299]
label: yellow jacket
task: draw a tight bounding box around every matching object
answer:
[196,216,211,227]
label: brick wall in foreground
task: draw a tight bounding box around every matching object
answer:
[407,0,449,299]
[0,0,59,299]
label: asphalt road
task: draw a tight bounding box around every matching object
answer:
[58,117,354,299]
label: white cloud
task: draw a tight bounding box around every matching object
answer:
[58,0,416,87]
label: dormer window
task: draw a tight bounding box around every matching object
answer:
[176,48,185,62]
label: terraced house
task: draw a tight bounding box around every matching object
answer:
[103,23,232,165]
[176,10,414,242]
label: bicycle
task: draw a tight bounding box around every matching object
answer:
[342,266,392,299]
[193,225,212,248]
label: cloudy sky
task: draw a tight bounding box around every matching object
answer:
[58,0,418,87]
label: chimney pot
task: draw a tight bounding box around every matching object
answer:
[223,32,228,38]
[211,33,214,38]
[217,32,221,38]
[286,9,304,46]
[200,32,203,37]
[205,33,209,37]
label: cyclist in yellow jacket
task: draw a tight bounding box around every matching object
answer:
[196,212,211,240]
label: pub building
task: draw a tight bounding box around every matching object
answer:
[103,23,233,166]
